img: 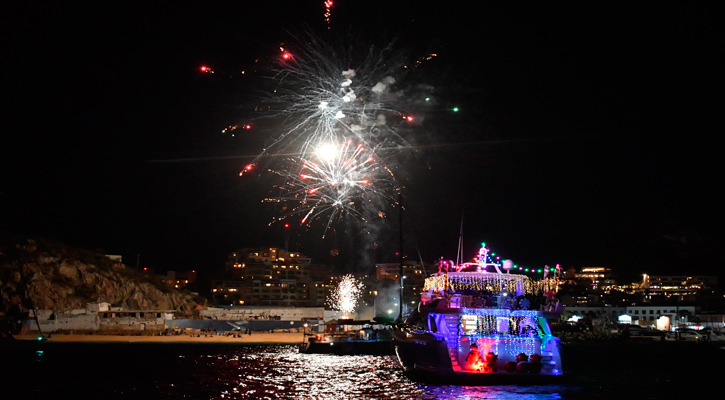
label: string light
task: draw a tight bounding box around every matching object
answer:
[455,309,555,369]
[429,244,561,296]
[453,243,558,276]
[424,272,559,296]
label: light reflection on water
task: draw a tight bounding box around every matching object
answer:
[166,345,568,400]
[8,339,722,399]
[422,386,563,400]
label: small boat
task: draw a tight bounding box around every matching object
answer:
[393,243,565,384]
[619,324,667,341]
[300,319,394,355]
[704,328,725,342]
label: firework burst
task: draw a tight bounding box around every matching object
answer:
[264,139,397,235]
[327,274,365,319]
[261,42,412,161]
[244,31,435,234]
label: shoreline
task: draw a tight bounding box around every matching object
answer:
[12,332,305,344]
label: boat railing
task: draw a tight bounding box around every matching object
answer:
[421,293,550,313]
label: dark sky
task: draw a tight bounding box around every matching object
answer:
[2,1,723,283]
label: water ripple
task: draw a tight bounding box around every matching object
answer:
[152,345,569,400]
[7,339,722,399]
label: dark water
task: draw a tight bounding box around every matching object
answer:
[2,340,722,399]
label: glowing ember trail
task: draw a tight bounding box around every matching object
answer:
[323,1,333,29]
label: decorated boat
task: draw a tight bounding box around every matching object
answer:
[393,243,564,384]
[300,319,394,355]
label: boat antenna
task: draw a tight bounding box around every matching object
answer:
[416,246,427,276]
[456,212,464,266]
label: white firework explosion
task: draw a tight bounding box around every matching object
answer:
[248,32,434,233]
[327,274,365,319]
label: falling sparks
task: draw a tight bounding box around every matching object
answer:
[222,124,252,135]
[239,163,255,176]
[324,1,333,29]
[405,53,438,69]
[327,274,364,319]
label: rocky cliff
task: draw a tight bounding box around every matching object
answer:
[0,236,205,320]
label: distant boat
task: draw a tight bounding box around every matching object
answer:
[704,328,725,342]
[1,330,17,342]
[619,324,666,341]
[393,243,565,384]
[299,319,394,355]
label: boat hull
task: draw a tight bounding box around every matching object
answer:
[393,331,454,373]
[300,338,393,355]
[393,305,565,384]
[393,331,564,384]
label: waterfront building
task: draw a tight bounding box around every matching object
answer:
[198,305,325,321]
[563,305,700,329]
[23,302,175,333]
[640,274,718,300]
[558,266,617,289]
[98,308,176,333]
[165,270,198,290]
[211,248,330,307]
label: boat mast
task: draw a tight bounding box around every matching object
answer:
[398,193,404,319]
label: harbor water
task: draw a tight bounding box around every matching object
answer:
[2,340,722,399]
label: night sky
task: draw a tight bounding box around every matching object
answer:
[2,1,723,283]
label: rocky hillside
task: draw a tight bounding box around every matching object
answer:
[0,236,205,320]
